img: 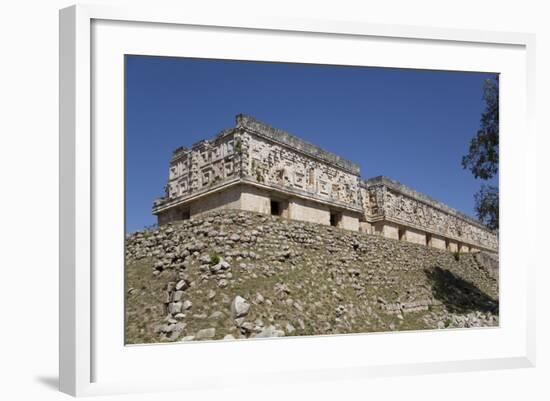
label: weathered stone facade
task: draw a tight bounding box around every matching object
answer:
[153,114,498,253]
[360,177,498,252]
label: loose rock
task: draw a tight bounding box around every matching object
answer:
[231,296,250,319]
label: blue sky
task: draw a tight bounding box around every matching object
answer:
[125,55,497,233]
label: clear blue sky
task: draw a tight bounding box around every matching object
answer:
[125,55,497,233]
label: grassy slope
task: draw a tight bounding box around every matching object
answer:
[126,211,498,344]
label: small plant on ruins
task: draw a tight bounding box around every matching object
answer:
[234,138,242,155]
[209,252,221,265]
[453,251,460,262]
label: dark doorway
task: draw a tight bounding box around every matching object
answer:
[330,212,341,227]
[181,209,190,220]
[398,228,406,241]
[426,233,432,247]
[270,200,281,216]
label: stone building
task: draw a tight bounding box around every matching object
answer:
[152,114,498,253]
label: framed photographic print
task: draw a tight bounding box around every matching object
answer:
[59,4,536,397]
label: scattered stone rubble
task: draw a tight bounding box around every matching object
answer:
[125,210,499,344]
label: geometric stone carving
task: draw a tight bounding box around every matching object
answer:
[152,114,498,253]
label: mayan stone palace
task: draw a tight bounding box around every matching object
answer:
[152,114,498,253]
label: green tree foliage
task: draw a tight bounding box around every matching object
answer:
[474,184,499,231]
[462,77,499,180]
[462,76,499,230]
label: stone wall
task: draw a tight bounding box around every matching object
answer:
[340,213,360,231]
[188,185,241,217]
[154,114,364,230]
[362,176,498,252]
[429,235,447,251]
[239,184,359,230]
[287,197,330,226]
[239,185,272,215]
[239,122,362,213]
[154,114,363,220]
[405,227,428,246]
[163,129,240,203]
[153,115,498,254]
[236,114,360,175]
[157,184,242,223]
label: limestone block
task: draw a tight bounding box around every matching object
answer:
[382,223,399,240]
[188,185,241,217]
[448,241,458,252]
[240,186,271,214]
[340,212,360,231]
[404,229,426,245]
[430,235,447,250]
[359,221,372,234]
[288,198,330,226]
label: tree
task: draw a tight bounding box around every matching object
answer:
[462,76,499,230]
[474,184,499,231]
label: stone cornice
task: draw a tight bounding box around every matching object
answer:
[152,177,241,214]
[362,176,496,234]
[240,177,364,214]
[152,176,364,216]
[171,128,236,163]
[236,114,361,176]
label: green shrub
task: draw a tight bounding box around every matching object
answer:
[453,251,460,261]
[209,252,221,265]
[234,139,242,155]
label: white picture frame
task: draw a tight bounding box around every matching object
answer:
[59,4,536,397]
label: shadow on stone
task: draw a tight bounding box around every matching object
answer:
[35,376,58,391]
[424,266,498,315]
